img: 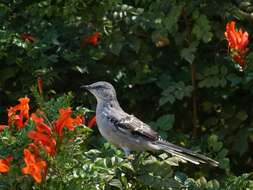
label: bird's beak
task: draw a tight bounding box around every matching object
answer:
[80,85,91,90]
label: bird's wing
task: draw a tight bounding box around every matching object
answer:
[107,113,159,141]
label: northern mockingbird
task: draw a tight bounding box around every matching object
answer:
[82,81,218,166]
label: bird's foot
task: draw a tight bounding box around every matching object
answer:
[125,154,135,161]
[122,147,135,161]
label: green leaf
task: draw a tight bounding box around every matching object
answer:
[159,95,175,106]
[208,135,223,152]
[174,172,188,184]
[192,14,213,43]
[236,111,248,121]
[164,4,184,32]
[165,157,181,166]
[180,42,198,64]
[219,158,230,170]
[196,177,207,188]
[218,149,228,158]
[109,179,123,190]
[206,180,220,189]
[156,114,175,131]
[233,128,249,156]
[174,90,184,100]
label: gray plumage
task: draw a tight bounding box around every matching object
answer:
[82,81,218,166]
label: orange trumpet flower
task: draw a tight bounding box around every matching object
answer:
[22,149,47,183]
[29,113,56,156]
[54,107,83,137]
[7,97,30,129]
[81,32,101,48]
[0,156,13,173]
[225,21,249,68]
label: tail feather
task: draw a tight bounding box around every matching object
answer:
[156,140,219,167]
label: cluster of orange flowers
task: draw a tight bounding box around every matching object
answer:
[29,113,57,156]
[7,97,30,129]
[0,97,96,183]
[225,21,249,70]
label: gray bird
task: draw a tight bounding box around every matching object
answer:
[82,81,218,166]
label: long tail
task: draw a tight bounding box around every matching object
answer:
[156,140,219,167]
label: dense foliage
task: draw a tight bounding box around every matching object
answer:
[1,0,253,189]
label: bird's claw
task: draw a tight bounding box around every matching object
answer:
[125,154,135,161]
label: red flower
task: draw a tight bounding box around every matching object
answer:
[225,21,249,51]
[81,32,101,48]
[87,116,96,128]
[20,33,37,43]
[28,131,56,156]
[28,143,40,158]
[54,108,83,137]
[22,149,47,183]
[7,97,30,129]
[225,21,249,68]
[31,113,51,135]
[0,156,13,173]
[29,113,56,156]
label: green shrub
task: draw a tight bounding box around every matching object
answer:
[1,0,253,189]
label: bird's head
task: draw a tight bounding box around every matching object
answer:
[81,81,117,102]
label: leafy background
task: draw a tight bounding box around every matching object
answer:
[1,0,253,189]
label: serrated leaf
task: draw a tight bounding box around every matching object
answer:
[159,95,175,106]
[192,14,213,43]
[174,90,184,100]
[157,114,175,130]
[164,4,184,32]
[181,46,196,64]
[156,75,172,89]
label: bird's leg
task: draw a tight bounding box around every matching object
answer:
[122,147,135,161]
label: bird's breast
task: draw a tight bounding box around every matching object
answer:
[96,109,117,141]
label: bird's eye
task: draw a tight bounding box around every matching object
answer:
[95,85,105,90]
